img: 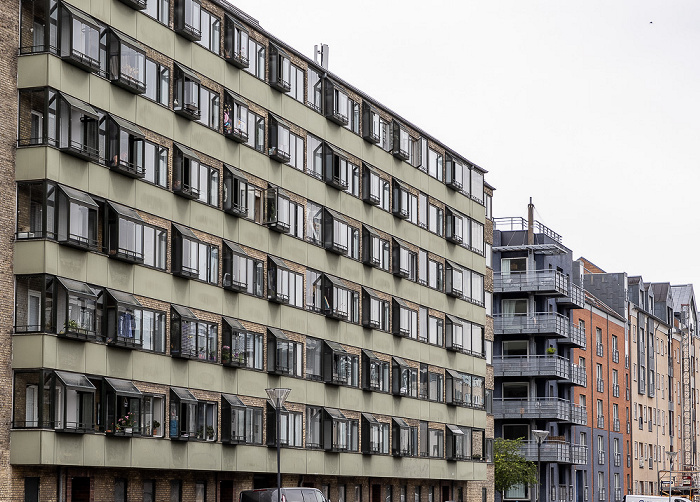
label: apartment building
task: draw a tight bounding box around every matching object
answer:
[492,203,587,502]
[4,0,493,500]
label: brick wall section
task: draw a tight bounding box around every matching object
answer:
[0,1,19,501]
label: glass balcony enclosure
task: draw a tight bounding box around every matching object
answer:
[107,28,146,93]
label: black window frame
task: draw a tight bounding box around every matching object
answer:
[323,407,351,452]
[323,143,350,190]
[392,179,411,219]
[445,261,464,298]
[392,417,415,457]
[361,413,389,455]
[362,287,389,331]
[171,223,201,279]
[223,14,249,68]
[57,93,100,161]
[223,90,249,143]
[221,394,263,445]
[321,274,350,320]
[323,341,358,386]
[106,28,147,94]
[269,44,291,93]
[392,238,417,280]
[323,208,349,255]
[117,0,147,10]
[169,387,198,440]
[392,357,418,398]
[52,370,96,433]
[361,102,381,144]
[392,121,411,161]
[324,78,349,126]
[392,298,417,339]
[56,185,98,250]
[263,186,291,233]
[105,201,145,263]
[362,226,389,270]
[268,255,293,304]
[222,164,249,216]
[59,3,101,72]
[445,207,464,244]
[174,0,202,41]
[445,315,465,352]
[172,143,201,199]
[268,114,291,163]
[221,317,263,369]
[105,115,146,178]
[173,64,201,120]
[362,350,389,392]
[222,241,249,292]
[445,153,464,191]
[266,327,303,377]
[54,276,101,341]
[104,289,143,348]
[103,377,143,437]
[445,424,467,460]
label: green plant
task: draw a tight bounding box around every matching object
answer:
[153,420,161,429]
[494,437,537,497]
[206,425,215,440]
[66,319,81,331]
[117,412,136,431]
[546,347,556,356]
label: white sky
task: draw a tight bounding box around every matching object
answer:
[231,0,700,292]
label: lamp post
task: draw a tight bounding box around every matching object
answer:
[532,430,549,502]
[666,450,678,501]
[266,388,291,502]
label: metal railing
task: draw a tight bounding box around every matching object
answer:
[494,313,586,347]
[596,378,605,392]
[494,269,568,295]
[613,418,620,432]
[517,440,588,464]
[558,282,585,308]
[612,349,620,363]
[570,363,587,387]
[613,384,620,397]
[493,355,570,379]
[614,452,621,467]
[597,416,605,428]
[493,398,586,425]
[598,450,605,465]
[494,217,563,243]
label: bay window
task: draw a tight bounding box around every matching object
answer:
[263,186,290,233]
[392,357,418,397]
[223,15,249,68]
[105,115,145,178]
[392,238,417,280]
[267,255,297,304]
[446,370,470,406]
[392,121,411,161]
[269,44,291,92]
[222,241,249,292]
[323,143,349,190]
[324,79,349,125]
[445,261,464,297]
[321,274,350,320]
[362,350,389,392]
[169,387,197,440]
[324,341,358,386]
[223,164,248,216]
[106,201,144,263]
[169,305,215,360]
[174,0,202,41]
[104,377,142,436]
[392,179,412,219]
[392,418,416,456]
[323,208,349,254]
[445,207,463,244]
[57,93,99,161]
[445,153,464,191]
[307,68,323,112]
[323,408,353,452]
[362,102,381,144]
[59,4,101,72]
[223,91,249,143]
[393,299,417,339]
[222,394,262,444]
[222,317,263,369]
[56,277,100,341]
[362,288,389,331]
[57,185,98,250]
[446,425,468,460]
[446,315,464,351]
[173,64,201,120]
[53,371,96,432]
[266,402,302,447]
[267,327,303,377]
[268,114,291,163]
[362,226,389,270]
[173,143,201,199]
[171,223,200,279]
[107,29,146,94]
[104,289,142,348]
[361,414,389,454]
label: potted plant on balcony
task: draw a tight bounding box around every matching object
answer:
[152,420,160,436]
[546,347,556,357]
[117,411,136,434]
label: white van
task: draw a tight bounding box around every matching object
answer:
[624,495,692,502]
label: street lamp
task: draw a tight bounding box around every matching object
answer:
[266,388,291,502]
[532,430,550,502]
[666,450,678,501]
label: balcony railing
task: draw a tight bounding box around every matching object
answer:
[597,416,604,428]
[615,488,623,502]
[596,378,605,392]
[494,217,562,243]
[596,343,604,357]
[493,313,586,348]
[493,398,586,425]
[613,384,620,397]
[493,355,570,379]
[613,418,620,432]
[493,270,568,296]
[598,450,605,465]
[557,282,585,308]
[614,452,621,467]
[612,349,620,363]
[518,440,588,464]
[598,488,606,502]
[570,363,587,387]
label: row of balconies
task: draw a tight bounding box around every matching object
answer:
[492,398,587,425]
[493,356,586,387]
[493,271,584,308]
[494,313,586,348]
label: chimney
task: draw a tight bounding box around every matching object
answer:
[527,197,534,245]
[314,43,329,70]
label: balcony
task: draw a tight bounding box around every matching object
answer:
[569,364,587,387]
[518,440,588,465]
[494,270,568,296]
[557,282,585,308]
[493,398,587,425]
[612,349,620,363]
[596,343,604,357]
[613,384,620,397]
[493,313,586,348]
[596,378,604,392]
[493,355,570,379]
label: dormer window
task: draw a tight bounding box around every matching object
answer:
[174,0,202,41]
[392,121,411,161]
[263,186,290,233]
[171,223,200,279]
[392,238,417,280]
[445,315,464,351]
[445,261,464,298]
[392,299,417,339]
[174,64,201,120]
[224,15,249,68]
[268,114,291,163]
[107,29,146,94]
[222,165,248,217]
[267,328,303,376]
[56,185,98,250]
[324,79,349,126]
[322,143,349,190]
[104,377,142,436]
[323,208,349,254]
[321,274,349,320]
[57,94,99,161]
[362,102,381,143]
[173,143,201,199]
[55,277,99,341]
[104,289,142,348]
[223,91,248,143]
[106,202,144,263]
[269,44,291,92]
[445,153,464,191]
[445,207,464,244]
[105,115,145,178]
[59,4,101,72]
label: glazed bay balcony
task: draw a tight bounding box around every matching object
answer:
[557,282,585,309]
[493,398,587,425]
[494,313,586,348]
[493,355,571,380]
[518,440,588,465]
[494,270,569,296]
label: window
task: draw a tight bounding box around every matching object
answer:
[306,337,323,380]
[445,207,464,244]
[470,219,485,254]
[427,428,444,458]
[105,115,146,178]
[223,15,249,68]
[172,143,201,199]
[52,370,96,432]
[107,29,146,94]
[362,414,389,454]
[197,164,220,207]
[322,143,350,190]
[469,271,485,305]
[222,317,263,369]
[173,64,201,120]
[143,224,167,270]
[362,102,381,144]
[320,275,350,320]
[56,185,98,250]
[246,39,266,79]
[267,328,303,377]
[445,261,464,297]
[392,358,418,397]
[425,312,444,346]
[428,203,443,236]
[197,87,220,130]
[392,238,417,280]
[104,289,143,348]
[169,387,197,440]
[267,403,303,448]
[289,64,305,103]
[222,394,262,444]
[362,288,389,331]
[324,341,359,386]
[427,257,444,291]
[393,299,417,339]
[263,186,291,233]
[57,93,99,161]
[323,208,349,254]
[171,223,200,279]
[145,0,169,25]
[105,202,144,263]
[446,370,472,406]
[322,408,357,451]
[345,99,360,134]
[104,377,142,436]
[143,480,156,502]
[363,226,390,271]
[197,9,220,54]
[268,114,291,163]
[24,477,40,502]
[169,305,217,362]
[269,44,291,92]
[445,154,464,191]
[174,0,202,41]
[288,133,305,170]
[362,350,389,392]
[324,79,349,125]
[222,241,263,296]
[392,179,416,220]
[197,242,219,285]
[222,165,248,216]
[427,149,443,181]
[144,59,170,106]
[55,277,100,341]
[392,417,417,456]
[137,309,166,353]
[222,91,250,143]
[59,4,101,72]
[446,425,468,460]
[428,370,444,402]
[392,121,411,161]
[267,256,302,306]
[245,111,265,152]
[307,67,323,112]
[470,168,484,204]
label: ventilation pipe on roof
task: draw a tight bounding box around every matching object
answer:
[527,197,534,246]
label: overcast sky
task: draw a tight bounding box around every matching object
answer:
[231,0,700,294]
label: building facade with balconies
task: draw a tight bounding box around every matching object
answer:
[492,202,586,502]
[3,0,494,500]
